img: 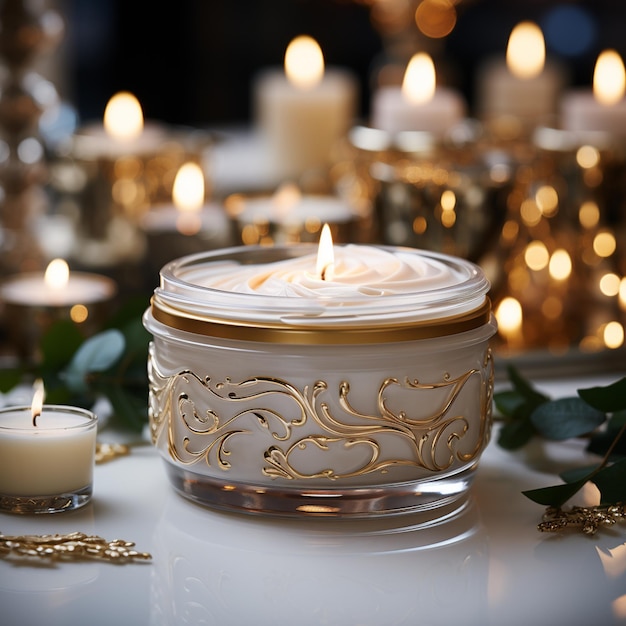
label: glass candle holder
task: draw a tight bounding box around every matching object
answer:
[0,405,98,514]
[144,244,496,518]
[332,125,514,263]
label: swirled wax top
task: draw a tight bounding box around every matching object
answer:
[154,245,490,326]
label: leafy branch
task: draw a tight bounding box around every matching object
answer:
[0,297,151,432]
[494,366,626,508]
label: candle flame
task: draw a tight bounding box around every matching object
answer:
[31,378,45,427]
[104,91,144,140]
[402,53,436,104]
[316,223,335,281]
[272,182,301,217]
[593,50,626,105]
[285,36,324,90]
[44,258,70,290]
[173,162,204,236]
[506,21,545,79]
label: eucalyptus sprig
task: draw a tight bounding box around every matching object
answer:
[0,297,151,432]
[494,365,626,508]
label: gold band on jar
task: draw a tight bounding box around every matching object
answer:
[150,297,491,345]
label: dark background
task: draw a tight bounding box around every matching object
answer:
[62,0,626,127]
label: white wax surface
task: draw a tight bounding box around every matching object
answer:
[140,202,231,236]
[253,68,358,176]
[192,245,464,298]
[1,272,116,307]
[370,86,466,136]
[560,89,626,135]
[475,58,565,127]
[236,195,354,225]
[0,409,97,496]
[72,122,167,159]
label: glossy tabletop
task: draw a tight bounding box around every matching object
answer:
[2,373,626,626]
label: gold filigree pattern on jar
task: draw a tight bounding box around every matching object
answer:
[144,244,496,518]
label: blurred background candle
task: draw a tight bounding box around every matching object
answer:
[0,382,98,514]
[253,35,359,181]
[561,49,626,136]
[0,258,117,363]
[476,21,566,132]
[141,161,231,273]
[225,182,361,245]
[370,52,466,136]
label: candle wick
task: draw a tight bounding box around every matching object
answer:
[32,410,40,428]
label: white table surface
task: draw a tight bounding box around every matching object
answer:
[2,373,626,626]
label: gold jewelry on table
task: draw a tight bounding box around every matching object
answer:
[95,442,132,464]
[539,503,626,535]
[0,531,151,563]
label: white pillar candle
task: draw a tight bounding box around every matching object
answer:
[253,36,358,179]
[0,259,116,308]
[371,52,466,136]
[71,91,167,160]
[144,240,496,518]
[0,404,97,513]
[561,49,626,136]
[476,22,565,130]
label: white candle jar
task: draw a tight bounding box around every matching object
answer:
[144,245,496,518]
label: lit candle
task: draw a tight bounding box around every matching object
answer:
[476,21,565,130]
[561,49,626,136]
[0,259,116,361]
[71,91,167,160]
[253,35,359,179]
[0,381,98,514]
[140,162,231,240]
[370,52,466,136]
[0,258,116,309]
[144,232,496,518]
[225,183,358,245]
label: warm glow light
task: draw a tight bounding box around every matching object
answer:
[579,201,600,228]
[495,297,523,336]
[506,21,545,80]
[600,273,621,297]
[31,378,45,426]
[414,0,457,39]
[103,91,144,140]
[285,36,324,90]
[316,223,335,281]
[402,53,436,104]
[604,321,624,349]
[272,182,302,217]
[576,145,600,169]
[593,50,626,105]
[535,185,558,217]
[593,232,617,257]
[549,249,572,280]
[524,241,549,271]
[173,163,205,213]
[620,278,626,309]
[44,258,70,290]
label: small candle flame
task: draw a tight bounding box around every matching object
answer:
[285,35,324,90]
[173,162,205,235]
[44,258,70,290]
[593,50,626,105]
[402,53,436,104]
[316,223,335,281]
[506,21,545,79]
[272,182,302,218]
[31,378,45,427]
[104,91,144,141]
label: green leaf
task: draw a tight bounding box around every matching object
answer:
[578,377,626,413]
[493,390,526,418]
[591,457,626,505]
[530,397,606,440]
[559,464,600,484]
[523,477,589,507]
[508,364,550,408]
[62,330,126,393]
[40,320,84,370]
[497,418,536,450]
[0,368,23,393]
